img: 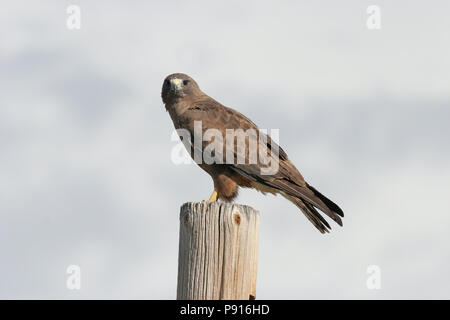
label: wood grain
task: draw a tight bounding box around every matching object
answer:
[177,201,260,300]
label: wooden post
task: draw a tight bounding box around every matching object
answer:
[177,201,260,300]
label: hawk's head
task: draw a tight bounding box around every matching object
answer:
[161,73,200,104]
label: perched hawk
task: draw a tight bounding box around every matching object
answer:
[162,73,344,233]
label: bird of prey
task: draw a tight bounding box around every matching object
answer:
[161,73,344,233]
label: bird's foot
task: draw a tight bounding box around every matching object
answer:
[204,190,218,202]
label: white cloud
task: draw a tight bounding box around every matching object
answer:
[1,0,449,299]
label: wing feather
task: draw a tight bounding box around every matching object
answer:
[177,96,343,231]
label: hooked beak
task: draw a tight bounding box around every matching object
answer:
[170,78,183,92]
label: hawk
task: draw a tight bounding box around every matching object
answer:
[161,73,344,233]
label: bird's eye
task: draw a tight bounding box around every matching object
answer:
[183,80,189,85]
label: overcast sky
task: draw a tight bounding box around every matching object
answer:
[1,0,449,299]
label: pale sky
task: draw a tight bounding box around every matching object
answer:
[1,0,449,299]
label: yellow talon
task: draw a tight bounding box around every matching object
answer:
[207,190,218,202]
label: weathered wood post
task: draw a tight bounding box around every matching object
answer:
[177,201,260,300]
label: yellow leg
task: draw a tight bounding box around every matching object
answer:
[207,189,218,202]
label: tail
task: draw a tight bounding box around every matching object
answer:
[283,184,344,234]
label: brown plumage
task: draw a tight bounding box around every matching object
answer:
[161,73,344,233]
